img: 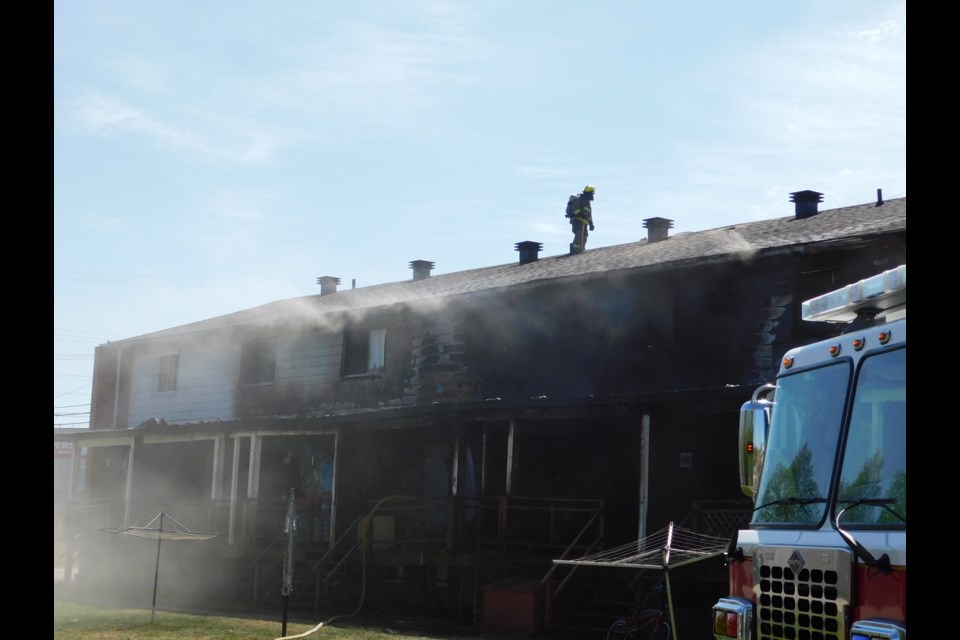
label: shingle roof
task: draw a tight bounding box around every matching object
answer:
[124,197,905,342]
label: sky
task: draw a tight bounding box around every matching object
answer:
[54,0,906,430]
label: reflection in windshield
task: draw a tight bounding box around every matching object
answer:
[836,347,906,525]
[753,361,850,525]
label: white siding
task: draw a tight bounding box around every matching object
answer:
[125,328,345,426]
[127,340,240,427]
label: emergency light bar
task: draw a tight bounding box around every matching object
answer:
[801,265,906,323]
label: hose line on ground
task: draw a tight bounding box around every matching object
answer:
[273,495,418,640]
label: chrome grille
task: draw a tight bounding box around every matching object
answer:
[753,545,852,640]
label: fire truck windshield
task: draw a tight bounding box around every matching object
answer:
[834,346,906,526]
[752,360,850,525]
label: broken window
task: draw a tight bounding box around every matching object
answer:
[342,327,386,376]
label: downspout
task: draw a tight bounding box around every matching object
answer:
[638,414,650,542]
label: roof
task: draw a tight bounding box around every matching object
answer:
[118,197,906,343]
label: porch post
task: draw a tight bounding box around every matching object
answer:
[211,435,224,500]
[248,434,261,499]
[638,414,650,542]
[329,429,340,546]
[505,419,516,496]
[63,443,83,583]
[244,435,262,545]
[448,424,462,551]
[229,436,241,546]
[67,444,81,501]
[480,425,488,495]
[122,439,137,527]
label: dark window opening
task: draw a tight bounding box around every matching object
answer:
[240,337,277,384]
[342,327,386,376]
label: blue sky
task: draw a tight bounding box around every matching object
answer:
[54,1,906,429]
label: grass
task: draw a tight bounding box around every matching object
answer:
[53,600,502,640]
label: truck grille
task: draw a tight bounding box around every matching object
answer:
[753,545,852,640]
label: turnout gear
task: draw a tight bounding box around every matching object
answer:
[566,186,595,254]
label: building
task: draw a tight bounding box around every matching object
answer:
[55,190,906,633]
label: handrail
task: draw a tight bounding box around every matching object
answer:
[540,507,603,596]
[310,511,367,572]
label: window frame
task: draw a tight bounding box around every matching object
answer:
[341,326,386,377]
[157,353,180,393]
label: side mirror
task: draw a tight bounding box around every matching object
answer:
[739,384,774,498]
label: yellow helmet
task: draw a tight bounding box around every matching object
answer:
[583,185,595,194]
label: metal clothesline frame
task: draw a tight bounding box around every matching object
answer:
[101,512,220,623]
[552,521,729,640]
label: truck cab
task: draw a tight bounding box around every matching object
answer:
[713,265,906,640]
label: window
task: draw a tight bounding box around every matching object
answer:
[158,354,179,392]
[835,347,906,526]
[342,327,386,376]
[240,337,277,384]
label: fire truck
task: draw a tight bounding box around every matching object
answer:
[712,265,906,640]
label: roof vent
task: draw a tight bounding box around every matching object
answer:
[876,188,884,207]
[789,190,824,219]
[316,276,341,296]
[643,217,674,243]
[409,260,435,281]
[515,241,543,265]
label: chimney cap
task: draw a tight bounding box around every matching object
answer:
[514,241,543,251]
[642,217,675,228]
[316,276,341,296]
[642,217,674,243]
[409,260,435,281]
[789,190,824,203]
[515,241,543,265]
[789,190,824,219]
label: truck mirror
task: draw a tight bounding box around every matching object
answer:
[739,384,774,498]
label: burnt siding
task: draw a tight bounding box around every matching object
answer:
[407,319,484,405]
[118,233,906,423]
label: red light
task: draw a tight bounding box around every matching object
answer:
[878,329,891,344]
[726,612,738,637]
[746,442,754,454]
[782,355,794,368]
[828,344,841,357]
[852,337,865,351]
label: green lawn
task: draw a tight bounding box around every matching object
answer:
[54,600,503,640]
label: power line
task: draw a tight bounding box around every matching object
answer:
[55,382,92,400]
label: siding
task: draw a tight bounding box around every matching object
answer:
[126,340,239,427]
[274,330,343,396]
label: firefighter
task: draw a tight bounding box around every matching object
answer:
[567,185,595,254]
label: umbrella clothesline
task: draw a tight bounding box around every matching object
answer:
[101,512,220,622]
